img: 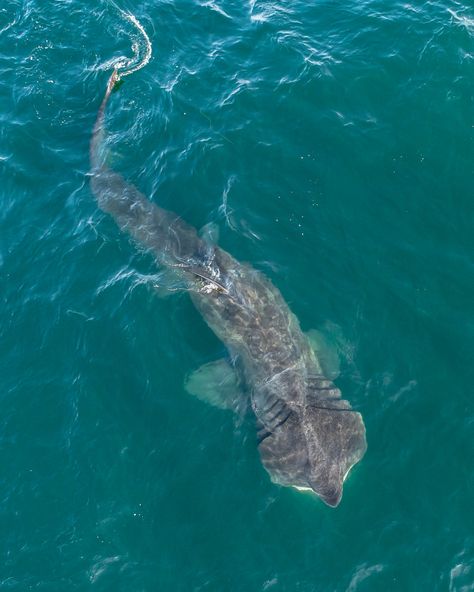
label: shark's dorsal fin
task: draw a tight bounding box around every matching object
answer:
[191,270,228,294]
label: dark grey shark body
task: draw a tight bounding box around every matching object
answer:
[90,73,367,507]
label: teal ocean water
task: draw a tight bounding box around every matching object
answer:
[1,0,473,589]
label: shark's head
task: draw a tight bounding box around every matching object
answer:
[257,400,367,507]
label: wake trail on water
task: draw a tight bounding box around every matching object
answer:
[100,8,152,82]
[114,11,152,79]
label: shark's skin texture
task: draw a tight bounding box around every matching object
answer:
[90,73,367,507]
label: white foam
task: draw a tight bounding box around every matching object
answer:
[113,11,152,79]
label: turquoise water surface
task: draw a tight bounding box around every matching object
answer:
[1,0,473,590]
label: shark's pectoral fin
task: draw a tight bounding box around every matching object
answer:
[185,359,244,411]
[306,329,341,380]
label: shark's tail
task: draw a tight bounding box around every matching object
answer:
[89,72,219,294]
[89,69,120,171]
[89,72,205,274]
[90,9,152,170]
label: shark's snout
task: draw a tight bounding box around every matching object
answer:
[315,483,343,507]
[309,466,345,508]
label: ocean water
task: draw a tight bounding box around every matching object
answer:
[1,0,473,589]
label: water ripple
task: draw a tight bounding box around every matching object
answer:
[1,0,473,588]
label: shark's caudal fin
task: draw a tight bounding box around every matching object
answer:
[89,71,184,259]
[89,70,120,171]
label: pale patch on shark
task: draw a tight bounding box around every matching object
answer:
[89,35,367,506]
[306,328,341,380]
[293,485,312,492]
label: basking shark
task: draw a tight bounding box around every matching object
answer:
[89,71,367,507]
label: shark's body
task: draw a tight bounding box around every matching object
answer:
[90,73,367,507]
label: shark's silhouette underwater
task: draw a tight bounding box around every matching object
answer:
[90,71,367,507]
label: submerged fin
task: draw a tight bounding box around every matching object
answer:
[199,222,220,245]
[306,329,340,380]
[185,359,243,411]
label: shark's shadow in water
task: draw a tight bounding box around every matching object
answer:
[89,71,367,507]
